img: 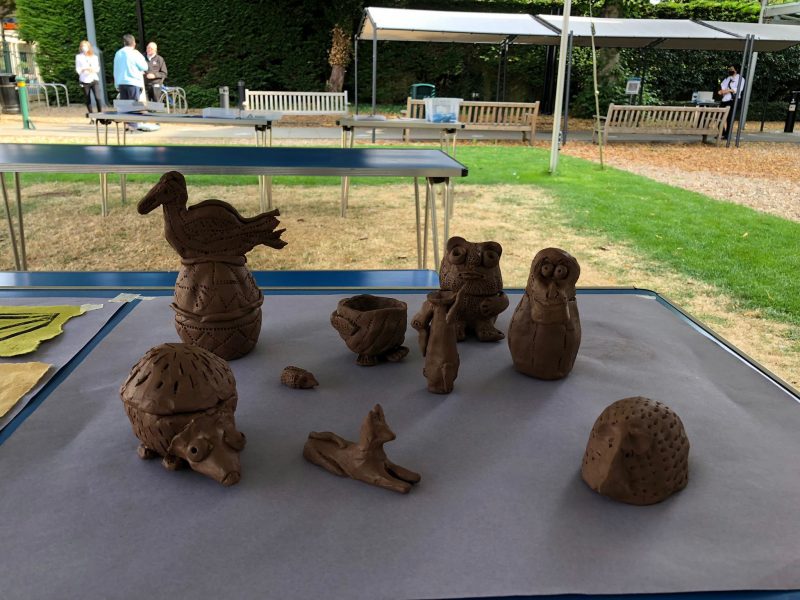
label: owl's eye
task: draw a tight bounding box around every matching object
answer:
[448,245,467,265]
[187,438,211,462]
[482,249,499,268]
[554,264,569,280]
[540,262,554,278]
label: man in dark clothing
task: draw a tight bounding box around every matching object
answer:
[145,42,168,102]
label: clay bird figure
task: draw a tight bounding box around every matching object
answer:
[507,248,581,380]
[137,170,287,259]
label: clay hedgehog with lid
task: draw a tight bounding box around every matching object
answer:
[138,171,286,360]
[120,343,246,487]
[581,397,690,505]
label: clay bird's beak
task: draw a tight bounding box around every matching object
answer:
[137,171,187,214]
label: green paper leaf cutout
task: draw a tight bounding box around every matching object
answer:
[0,306,86,357]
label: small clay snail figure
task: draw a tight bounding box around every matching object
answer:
[138,171,287,360]
[120,343,246,487]
[507,247,581,380]
[581,397,690,505]
[303,404,421,494]
[413,236,509,342]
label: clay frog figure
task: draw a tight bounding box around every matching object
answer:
[414,290,461,394]
[581,397,690,505]
[138,171,286,360]
[303,404,421,494]
[120,343,246,487]
[414,236,509,343]
[507,247,581,380]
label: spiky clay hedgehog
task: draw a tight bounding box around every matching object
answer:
[581,397,690,505]
[120,343,246,487]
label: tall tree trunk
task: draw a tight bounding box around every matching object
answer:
[327,65,345,93]
[597,0,624,86]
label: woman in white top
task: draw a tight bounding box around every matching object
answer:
[75,40,104,114]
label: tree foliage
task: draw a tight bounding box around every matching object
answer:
[13,0,799,113]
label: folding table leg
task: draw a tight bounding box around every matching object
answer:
[13,173,26,271]
[428,178,440,268]
[100,173,109,217]
[414,178,421,269]
[423,180,430,270]
[0,172,21,270]
[443,179,450,244]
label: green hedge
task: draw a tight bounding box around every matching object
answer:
[16,0,799,111]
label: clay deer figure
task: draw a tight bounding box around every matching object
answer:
[303,404,421,494]
[412,289,461,394]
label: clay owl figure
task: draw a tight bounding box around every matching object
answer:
[412,236,509,343]
[507,248,581,380]
[581,397,690,505]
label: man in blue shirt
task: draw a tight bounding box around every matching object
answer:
[113,34,148,130]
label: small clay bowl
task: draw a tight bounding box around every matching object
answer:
[330,294,409,366]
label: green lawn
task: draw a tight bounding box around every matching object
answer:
[19,145,800,323]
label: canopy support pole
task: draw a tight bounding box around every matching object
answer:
[353,34,358,115]
[742,0,769,128]
[562,31,573,145]
[549,0,571,174]
[542,45,557,114]
[371,25,377,141]
[733,34,755,148]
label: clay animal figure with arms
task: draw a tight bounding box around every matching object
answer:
[413,236,509,343]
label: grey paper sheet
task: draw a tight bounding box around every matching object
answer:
[0,292,798,600]
[0,297,121,431]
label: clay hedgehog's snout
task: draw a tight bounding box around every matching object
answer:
[168,414,246,486]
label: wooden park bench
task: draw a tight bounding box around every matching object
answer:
[593,104,729,145]
[404,98,540,146]
[243,90,349,115]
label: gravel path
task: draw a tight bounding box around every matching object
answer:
[615,165,800,223]
[563,141,800,223]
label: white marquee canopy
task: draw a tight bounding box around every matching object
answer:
[359,7,800,52]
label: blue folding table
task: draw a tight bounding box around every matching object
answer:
[0,270,798,600]
[0,144,468,271]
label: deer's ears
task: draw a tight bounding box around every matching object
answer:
[370,404,386,423]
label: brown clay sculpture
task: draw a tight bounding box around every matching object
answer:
[330,294,409,366]
[138,171,286,360]
[581,397,690,505]
[303,404,420,494]
[412,290,460,394]
[413,236,509,343]
[120,343,246,487]
[507,247,581,380]
[281,366,319,389]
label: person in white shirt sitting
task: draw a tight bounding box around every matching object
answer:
[75,40,104,115]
